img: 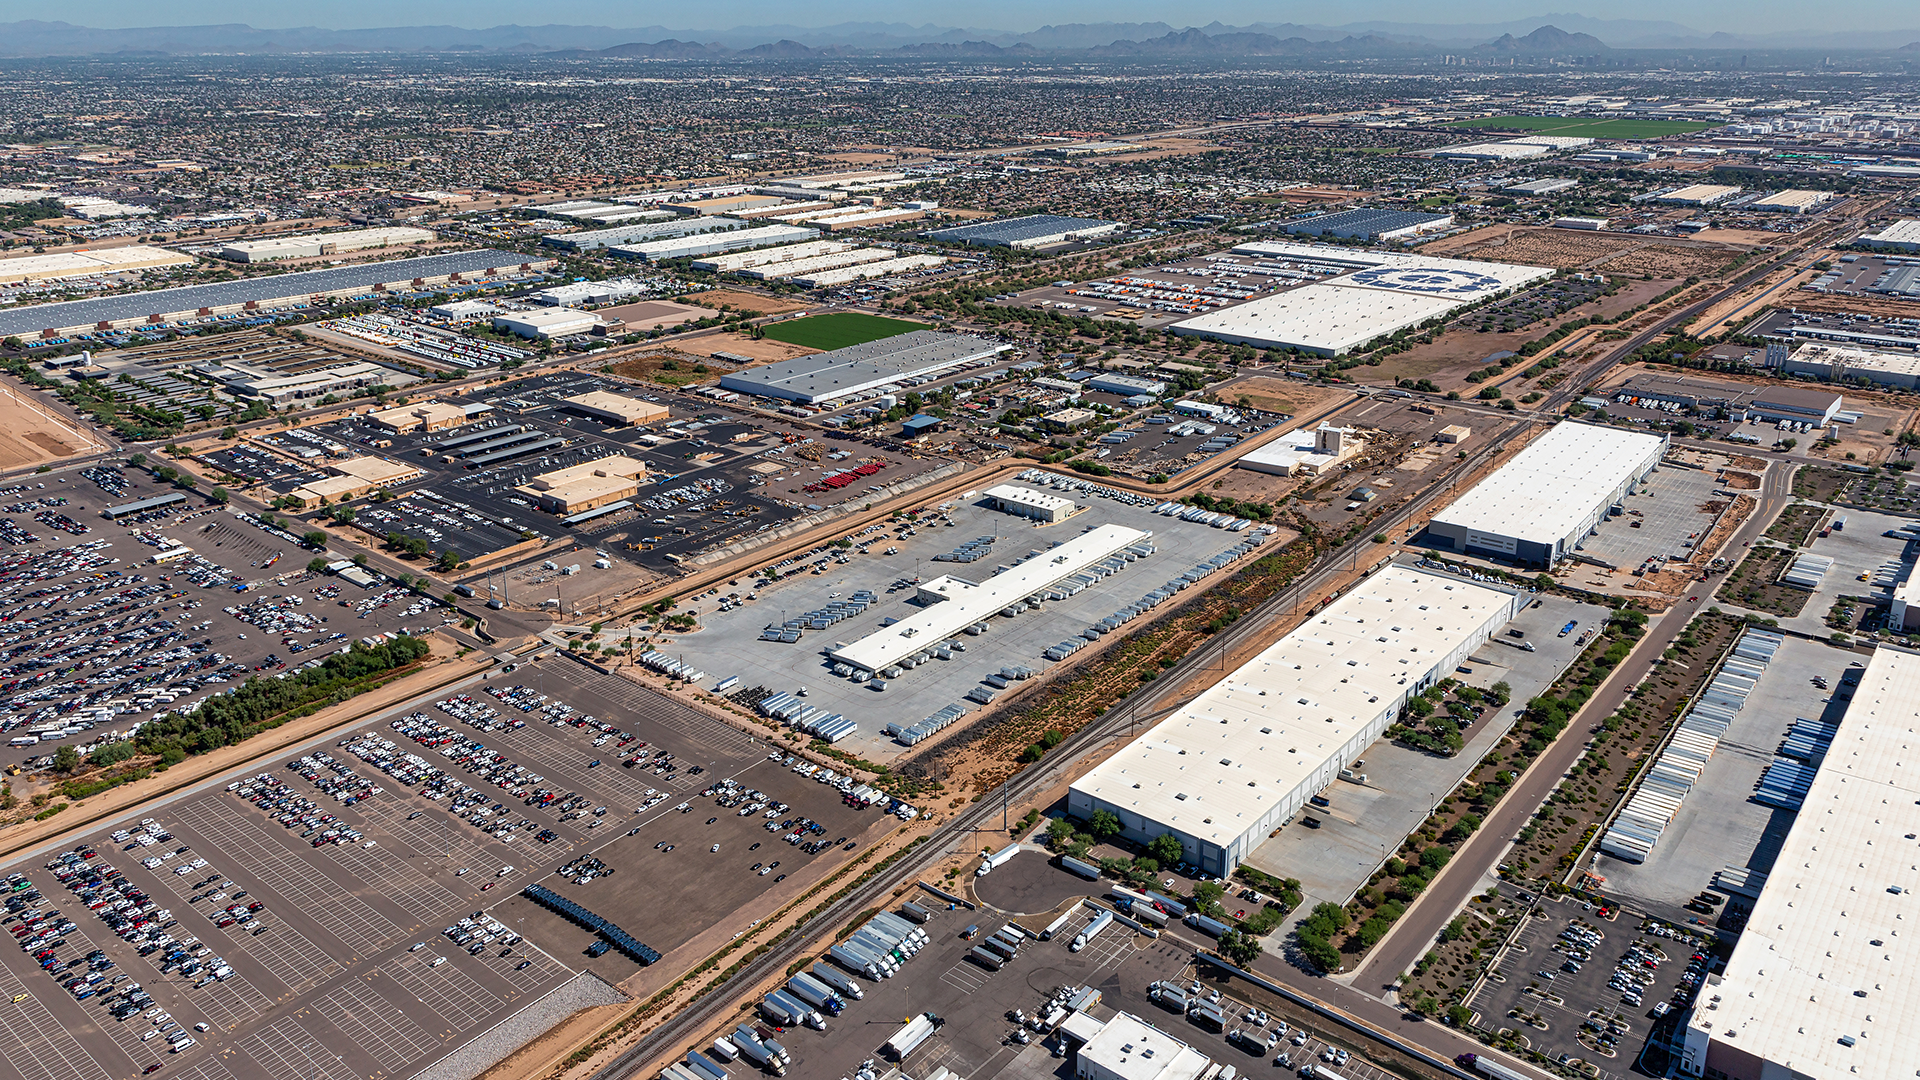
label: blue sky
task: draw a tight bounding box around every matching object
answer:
[0,0,1896,35]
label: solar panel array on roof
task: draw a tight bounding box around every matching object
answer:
[923,214,1121,246]
[1284,208,1453,239]
[0,249,542,338]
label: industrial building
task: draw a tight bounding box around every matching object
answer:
[1856,218,1920,252]
[1085,372,1168,397]
[1749,190,1835,214]
[982,483,1076,523]
[1072,1012,1212,1080]
[1552,216,1612,230]
[1283,208,1454,241]
[0,244,194,285]
[1233,424,1360,476]
[1505,178,1579,196]
[611,224,819,263]
[559,390,670,426]
[1612,372,1844,425]
[1170,241,1553,356]
[1779,342,1920,389]
[214,226,436,263]
[736,247,895,280]
[1679,646,1920,1080]
[1425,422,1668,566]
[200,358,396,405]
[540,216,749,253]
[367,401,472,435]
[1891,565,1920,633]
[1067,565,1521,875]
[1655,184,1744,206]
[789,254,947,288]
[287,456,423,507]
[0,249,549,343]
[1434,141,1552,160]
[923,214,1123,249]
[690,240,853,273]
[514,455,650,514]
[718,329,1009,404]
[827,523,1150,675]
[1038,407,1098,432]
[529,200,676,226]
[802,207,928,231]
[492,307,598,339]
[528,278,656,307]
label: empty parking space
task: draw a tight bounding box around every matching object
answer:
[311,980,440,1072]
[236,1016,362,1080]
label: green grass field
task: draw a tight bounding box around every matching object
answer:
[760,312,926,351]
[1444,115,1718,140]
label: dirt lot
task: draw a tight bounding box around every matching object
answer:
[0,384,108,470]
[678,289,808,315]
[1427,225,1747,279]
[676,327,819,363]
[596,300,718,330]
[1219,375,1354,417]
[602,349,739,389]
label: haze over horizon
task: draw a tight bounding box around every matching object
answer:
[0,1,1905,39]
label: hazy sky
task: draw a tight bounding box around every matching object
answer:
[0,0,1898,34]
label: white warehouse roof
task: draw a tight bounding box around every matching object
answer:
[828,524,1148,673]
[1429,422,1668,551]
[720,329,1008,404]
[1685,646,1920,1080]
[1070,566,1519,854]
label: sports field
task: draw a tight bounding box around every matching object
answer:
[760,312,925,350]
[1444,115,1718,140]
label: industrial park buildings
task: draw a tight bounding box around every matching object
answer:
[0,249,551,343]
[923,214,1123,249]
[1068,565,1522,876]
[515,456,650,514]
[1680,646,1920,1080]
[0,244,194,285]
[214,226,436,263]
[1168,241,1553,356]
[719,329,1009,404]
[1425,422,1668,566]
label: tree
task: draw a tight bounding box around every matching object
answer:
[208,487,229,505]
[1086,809,1123,840]
[1217,929,1263,967]
[52,745,79,774]
[1781,438,1797,451]
[1147,833,1184,866]
[307,557,330,574]
[1192,880,1225,916]
[437,549,460,572]
[302,530,328,549]
[330,505,356,524]
[1046,818,1077,850]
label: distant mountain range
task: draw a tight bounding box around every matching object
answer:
[0,15,1913,58]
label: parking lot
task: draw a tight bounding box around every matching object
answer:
[762,853,1413,1080]
[1596,635,1853,928]
[294,370,944,572]
[0,463,438,771]
[1568,460,1729,576]
[682,472,1283,762]
[1470,895,1715,1080]
[995,248,1341,329]
[0,656,903,1080]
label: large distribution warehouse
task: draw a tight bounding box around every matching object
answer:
[215,226,435,262]
[1424,422,1668,566]
[1169,241,1553,356]
[828,524,1151,675]
[612,224,819,263]
[0,250,550,343]
[1068,565,1522,875]
[924,214,1123,249]
[719,329,1009,404]
[1679,646,1920,1080]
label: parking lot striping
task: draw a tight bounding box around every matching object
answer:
[221,915,339,995]
[168,1058,240,1080]
[236,1016,361,1080]
[172,803,404,956]
[311,982,438,1071]
[937,957,991,995]
[381,955,501,1030]
[321,842,466,926]
[0,966,112,1080]
[193,972,275,1031]
[562,672,763,758]
[357,801,503,872]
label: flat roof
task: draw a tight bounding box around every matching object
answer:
[1789,342,1920,378]
[0,249,542,338]
[1284,208,1452,237]
[1069,566,1517,850]
[0,244,194,284]
[923,214,1121,245]
[1170,283,1459,355]
[719,329,1008,403]
[561,390,669,423]
[1429,422,1668,547]
[331,456,422,485]
[984,483,1076,514]
[827,523,1148,673]
[515,455,648,506]
[1077,1012,1212,1080]
[1690,646,1920,1079]
[103,492,187,517]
